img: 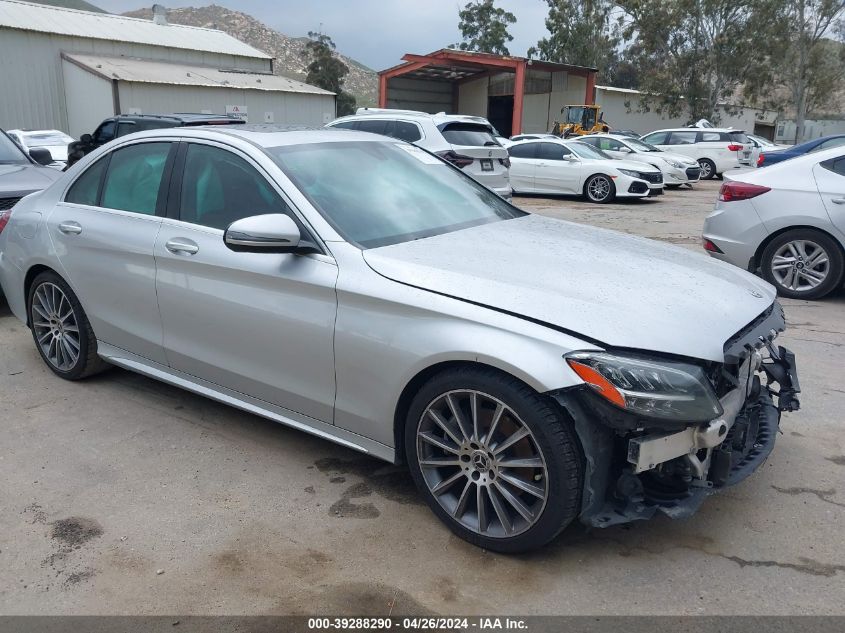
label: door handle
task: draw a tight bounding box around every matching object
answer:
[165,238,199,255]
[58,221,82,235]
[832,197,845,205]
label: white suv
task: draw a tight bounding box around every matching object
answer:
[327,108,511,199]
[639,128,755,179]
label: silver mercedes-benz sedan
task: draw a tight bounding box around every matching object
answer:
[0,126,801,553]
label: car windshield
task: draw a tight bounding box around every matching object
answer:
[568,142,611,160]
[0,132,29,164]
[22,131,73,147]
[625,137,661,152]
[269,141,524,249]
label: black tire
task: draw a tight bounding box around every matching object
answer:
[698,158,716,180]
[760,229,844,300]
[27,271,109,380]
[583,174,616,203]
[404,366,584,553]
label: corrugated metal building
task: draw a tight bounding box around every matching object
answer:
[0,0,335,137]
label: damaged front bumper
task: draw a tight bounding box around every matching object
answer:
[553,307,801,528]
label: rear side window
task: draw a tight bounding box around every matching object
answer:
[668,131,697,145]
[508,143,538,159]
[179,143,291,230]
[537,143,571,160]
[700,132,722,142]
[100,142,171,215]
[821,156,845,176]
[439,123,498,147]
[65,156,107,206]
[392,121,422,143]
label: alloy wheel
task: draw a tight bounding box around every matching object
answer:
[587,176,611,202]
[416,390,549,538]
[698,159,713,179]
[31,282,80,371]
[770,240,829,293]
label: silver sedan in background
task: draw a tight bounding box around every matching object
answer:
[0,126,801,552]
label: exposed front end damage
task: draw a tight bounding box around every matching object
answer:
[553,302,801,528]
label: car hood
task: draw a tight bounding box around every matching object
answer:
[0,163,61,197]
[362,215,776,362]
[654,151,698,166]
[593,158,660,173]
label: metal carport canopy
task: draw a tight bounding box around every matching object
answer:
[378,49,597,135]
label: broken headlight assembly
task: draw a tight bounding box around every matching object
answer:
[565,351,724,422]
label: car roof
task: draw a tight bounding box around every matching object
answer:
[108,113,244,124]
[111,125,398,147]
[645,127,745,134]
[335,109,494,128]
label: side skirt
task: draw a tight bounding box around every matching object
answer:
[96,342,395,463]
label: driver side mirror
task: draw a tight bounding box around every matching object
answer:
[29,147,54,166]
[562,154,578,161]
[224,214,305,254]
[80,133,93,144]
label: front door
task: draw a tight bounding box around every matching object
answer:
[48,140,175,365]
[154,140,338,423]
[534,142,582,193]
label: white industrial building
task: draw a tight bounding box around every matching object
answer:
[0,0,336,138]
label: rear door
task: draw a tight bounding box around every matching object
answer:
[814,155,845,235]
[154,140,338,423]
[534,142,582,193]
[438,122,509,192]
[49,139,176,364]
[506,142,538,191]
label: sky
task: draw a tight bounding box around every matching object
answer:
[95,0,552,70]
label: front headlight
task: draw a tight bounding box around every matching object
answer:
[617,168,641,178]
[663,158,684,168]
[565,351,724,422]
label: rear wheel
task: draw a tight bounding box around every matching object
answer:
[698,158,716,180]
[27,271,109,379]
[760,229,844,300]
[584,174,616,203]
[405,367,583,553]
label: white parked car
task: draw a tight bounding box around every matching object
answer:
[747,134,792,168]
[702,146,845,299]
[578,134,701,187]
[506,138,663,202]
[6,129,73,169]
[640,128,755,179]
[509,133,560,143]
[327,108,511,199]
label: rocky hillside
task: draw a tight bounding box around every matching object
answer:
[123,5,378,105]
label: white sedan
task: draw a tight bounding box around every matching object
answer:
[702,145,845,299]
[506,138,663,202]
[6,129,73,169]
[578,134,702,187]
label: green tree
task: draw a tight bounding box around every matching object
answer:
[529,0,621,83]
[617,0,787,124]
[456,0,517,55]
[775,0,845,142]
[305,31,357,116]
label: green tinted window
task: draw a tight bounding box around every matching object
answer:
[65,156,107,206]
[179,143,290,230]
[100,142,171,215]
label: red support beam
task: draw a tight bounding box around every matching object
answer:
[585,71,596,105]
[512,60,526,136]
[378,74,388,108]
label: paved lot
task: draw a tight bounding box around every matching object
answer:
[1,179,843,615]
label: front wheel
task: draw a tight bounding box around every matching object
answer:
[760,229,844,300]
[584,174,616,203]
[698,158,716,180]
[405,367,583,553]
[28,271,109,379]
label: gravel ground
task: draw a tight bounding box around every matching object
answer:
[0,178,843,615]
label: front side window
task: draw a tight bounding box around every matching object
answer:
[568,142,612,160]
[0,131,29,164]
[538,143,571,160]
[269,141,524,249]
[330,121,358,130]
[642,132,668,145]
[179,143,290,230]
[93,120,116,144]
[356,119,389,135]
[100,142,171,215]
[65,156,108,206]
[814,137,845,152]
[668,131,697,145]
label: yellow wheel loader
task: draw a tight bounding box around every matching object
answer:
[551,105,610,137]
